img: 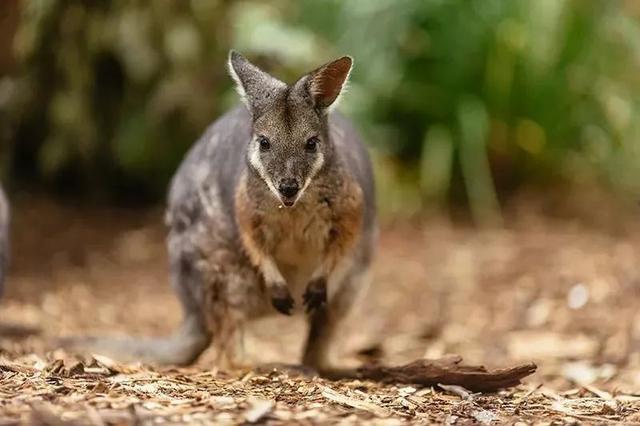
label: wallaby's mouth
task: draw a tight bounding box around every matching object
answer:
[278,193,299,207]
[277,178,301,208]
[269,188,299,208]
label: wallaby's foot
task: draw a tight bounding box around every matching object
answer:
[214,354,252,372]
[256,362,318,378]
[303,277,327,313]
[301,350,331,375]
[270,286,294,315]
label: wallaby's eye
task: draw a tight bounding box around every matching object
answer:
[258,136,271,152]
[305,136,319,153]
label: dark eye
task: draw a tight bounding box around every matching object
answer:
[305,136,319,153]
[258,136,270,152]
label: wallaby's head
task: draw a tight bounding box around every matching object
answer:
[228,51,352,207]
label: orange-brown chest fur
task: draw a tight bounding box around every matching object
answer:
[235,173,363,292]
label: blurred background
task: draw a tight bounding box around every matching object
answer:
[2,0,640,220]
[2,0,640,394]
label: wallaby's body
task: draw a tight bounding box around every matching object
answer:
[65,52,376,371]
[0,184,8,295]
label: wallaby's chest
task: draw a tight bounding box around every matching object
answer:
[260,201,332,275]
[235,170,364,295]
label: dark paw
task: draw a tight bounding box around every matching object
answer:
[303,278,327,313]
[271,287,294,315]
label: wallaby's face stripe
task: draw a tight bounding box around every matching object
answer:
[247,134,282,201]
[298,149,324,204]
[249,96,328,206]
[229,51,353,208]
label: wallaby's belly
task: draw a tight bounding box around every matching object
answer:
[275,238,322,300]
[269,204,333,300]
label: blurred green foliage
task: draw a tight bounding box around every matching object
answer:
[3,0,640,218]
[4,0,233,200]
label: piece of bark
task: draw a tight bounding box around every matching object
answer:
[322,355,537,392]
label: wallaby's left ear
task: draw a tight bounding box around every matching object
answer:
[305,56,353,110]
[228,50,286,117]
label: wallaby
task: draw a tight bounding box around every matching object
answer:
[62,51,376,372]
[0,184,8,295]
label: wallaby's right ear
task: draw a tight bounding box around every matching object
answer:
[305,56,353,111]
[228,50,285,117]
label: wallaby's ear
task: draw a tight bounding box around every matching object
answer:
[305,56,353,110]
[228,50,285,116]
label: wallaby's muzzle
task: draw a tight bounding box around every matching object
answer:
[278,178,300,206]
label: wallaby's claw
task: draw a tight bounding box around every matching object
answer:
[272,295,294,315]
[303,278,327,313]
[271,287,294,315]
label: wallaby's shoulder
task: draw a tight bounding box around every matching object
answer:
[165,106,251,230]
[172,106,251,190]
[328,112,376,225]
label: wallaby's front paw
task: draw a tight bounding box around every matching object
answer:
[270,286,294,315]
[303,277,327,312]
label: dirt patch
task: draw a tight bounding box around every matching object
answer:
[1,196,640,424]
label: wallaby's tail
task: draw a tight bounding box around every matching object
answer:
[55,318,211,366]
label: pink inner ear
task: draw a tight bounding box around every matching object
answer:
[310,57,352,108]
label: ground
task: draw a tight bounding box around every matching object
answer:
[1,194,640,424]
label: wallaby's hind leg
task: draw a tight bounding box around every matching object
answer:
[164,252,213,365]
[193,235,264,369]
[62,221,259,367]
[302,268,369,372]
[209,308,246,369]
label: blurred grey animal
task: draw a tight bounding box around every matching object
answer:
[0,184,8,295]
[63,51,376,371]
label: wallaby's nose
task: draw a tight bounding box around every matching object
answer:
[278,179,300,199]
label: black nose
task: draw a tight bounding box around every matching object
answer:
[278,179,299,199]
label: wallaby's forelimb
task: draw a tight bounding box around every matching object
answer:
[237,233,294,315]
[303,277,327,313]
[269,286,294,315]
